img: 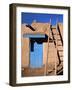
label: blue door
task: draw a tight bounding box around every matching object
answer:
[30,41,43,68]
[23,34,46,68]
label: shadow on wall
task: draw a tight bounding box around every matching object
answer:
[30,35,48,52]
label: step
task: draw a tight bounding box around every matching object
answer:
[58,50,63,52]
[60,55,63,57]
[57,62,63,74]
[57,46,63,50]
[49,43,55,46]
[57,40,61,43]
[53,33,60,36]
[57,69,63,75]
[60,57,63,61]
[49,40,53,43]
[57,35,61,39]
[22,66,45,77]
[57,39,61,41]
[57,44,62,46]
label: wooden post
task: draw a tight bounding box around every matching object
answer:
[55,18,58,75]
[44,19,51,75]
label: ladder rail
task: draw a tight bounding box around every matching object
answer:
[44,23,51,75]
[54,20,57,75]
[57,25,63,46]
[50,27,57,75]
[44,18,52,75]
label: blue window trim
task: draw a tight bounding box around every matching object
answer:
[23,34,45,38]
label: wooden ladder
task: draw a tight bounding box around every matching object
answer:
[44,19,63,75]
[45,19,57,75]
[50,22,63,75]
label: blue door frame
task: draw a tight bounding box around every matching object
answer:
[23,34,46,68]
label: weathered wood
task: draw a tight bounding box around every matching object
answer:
[58,23,63,38]
[43,42,48,65]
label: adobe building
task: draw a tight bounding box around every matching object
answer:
[21,21,63,76]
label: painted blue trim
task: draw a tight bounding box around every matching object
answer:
[23,34,45,38]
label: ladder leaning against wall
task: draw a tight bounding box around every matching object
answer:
[45,19,63,75]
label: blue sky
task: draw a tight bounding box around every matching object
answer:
[21,12,63,25]
[21,12,63,68]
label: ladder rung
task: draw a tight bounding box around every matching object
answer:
[51,26,56,29]
[48,70,53,72]
[49,40,53,41]
[57,44,62,46]
[49,45,54,47]
[49,39,56,42]
[53,40,57,42]
[57,40,61,42]
[57,39,61,41]
[60,55,63,57]
[53,33,56,35]
[53,39,56,40]
[57,34,60,35]
[49,41,53,43]
[60,60,63,62]
[58,50,63,52]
